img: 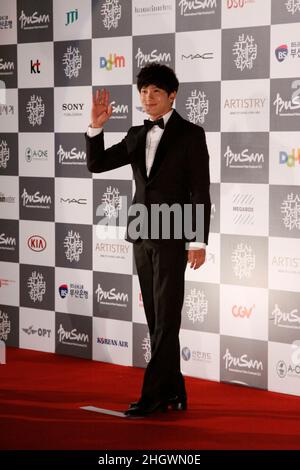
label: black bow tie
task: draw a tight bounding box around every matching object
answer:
[144,118,165,130]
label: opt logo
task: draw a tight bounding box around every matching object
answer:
[28,235,46,252]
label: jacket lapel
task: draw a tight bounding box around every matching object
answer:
[148,110,182,181]
[135,125,148,182]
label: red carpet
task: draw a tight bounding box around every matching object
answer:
[1,347,300,450]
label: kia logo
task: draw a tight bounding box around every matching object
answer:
[28,235,46,252]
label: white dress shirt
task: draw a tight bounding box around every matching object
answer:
[87,112,206,251]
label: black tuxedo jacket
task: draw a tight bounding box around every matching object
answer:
[85,109,211,245]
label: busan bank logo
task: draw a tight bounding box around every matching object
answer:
[182,346,191,361]
[275,44,288,63]
[99,53,125,71]
[59,284,68,299]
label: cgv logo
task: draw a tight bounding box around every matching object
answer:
[232,304,255,318]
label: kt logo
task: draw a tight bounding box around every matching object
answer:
[31,59,41,74]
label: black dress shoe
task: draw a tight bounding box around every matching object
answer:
[168,396,187,411]
[129,396,187,411]
[125,401,168,417]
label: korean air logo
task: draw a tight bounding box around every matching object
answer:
[275,44,288,62]
[182,347,191,361]
[59,284,68,299]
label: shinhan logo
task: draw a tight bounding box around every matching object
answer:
[182,347,191,361]
[275,44,288,62]
[99,54,125,70]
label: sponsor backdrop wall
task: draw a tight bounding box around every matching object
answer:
[1,0,300,397]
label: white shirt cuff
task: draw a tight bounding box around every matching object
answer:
[87,126,103,137]
[186,242,206,250]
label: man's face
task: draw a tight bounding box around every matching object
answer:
[139,84,176,120]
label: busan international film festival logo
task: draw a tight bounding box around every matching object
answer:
[26,95,45,127]
[285,0,300,15]
[101,0,122,31]
[0,139,10,169]
[233,33,257,71]
[271,303,300,330]
[142,332,151,364]
[102,185,122,219]
[27,271,46,303]
[64,230,83,263]
[185,288,208,324]
[0,309,11,342]
[273,79,300,118]
[281,193,300,231]
[186,89,209,125]
[232,242,255,280]
[63,46,82,79]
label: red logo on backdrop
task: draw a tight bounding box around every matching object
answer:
[28,235,47,252]
[232,304,255,318]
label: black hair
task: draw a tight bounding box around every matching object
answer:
[136,63,179,95]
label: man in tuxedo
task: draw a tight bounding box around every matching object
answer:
[85,64,211,417]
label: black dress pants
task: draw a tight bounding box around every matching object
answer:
[133,239,188,405]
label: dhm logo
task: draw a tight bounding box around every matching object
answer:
[59,284,68,299]
[279,149,300,167]
[275,44,288,62]
[99,53,125,71]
